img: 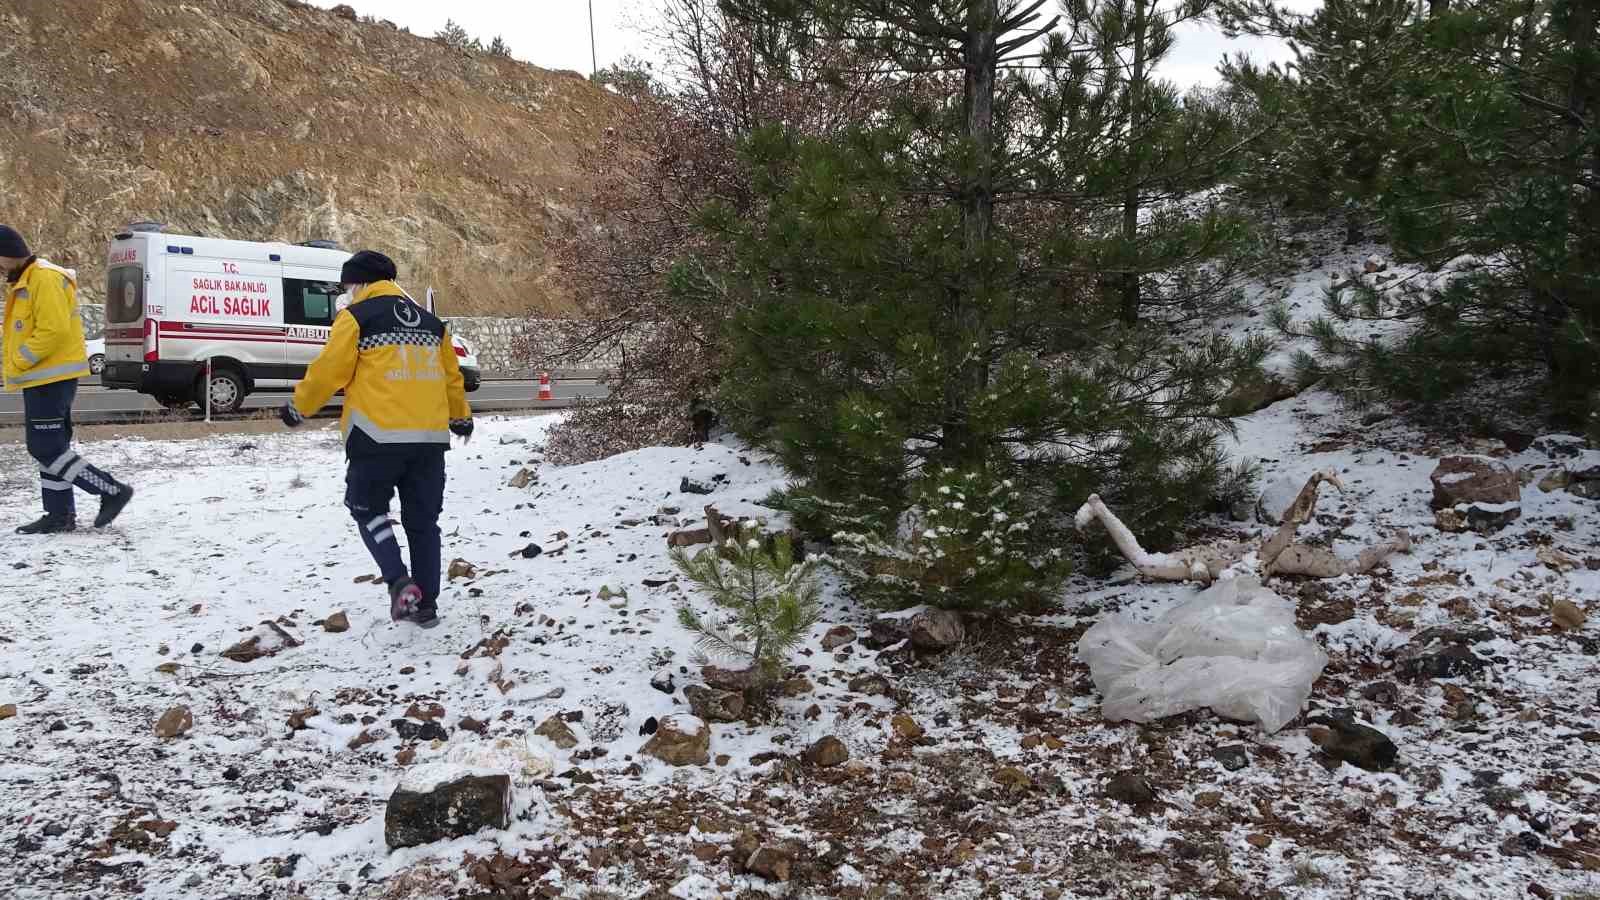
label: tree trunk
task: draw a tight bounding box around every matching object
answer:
[945,0,1000,466]
[1517,0,1541,64]
[1119,0,1149,325]
[1544,0,1598,372]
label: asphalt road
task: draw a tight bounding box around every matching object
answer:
[0,378,609,425]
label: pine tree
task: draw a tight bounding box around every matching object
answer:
[1087,0,1255,323]
[671,526,822,687]
[1229,0,1600,428]
[1221,0,1423,241]
[688,0,1262,606]
[436,19,474,51]
[535,0,896,465]
[487,36,512,59]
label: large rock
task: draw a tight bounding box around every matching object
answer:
[890,714,924,741]
[1306,716,1398,772]
[384,767,511,850]
[848,673,895,697]
[684,685,745,723]
[220,620,303,663]
[869,607,965,652]
[1553,598,1588,631]
[1397,628,1492,680]
[1255,473,1310,526]
[1569,481,1600,500]
[680,477,716,495]
[641,715,710,766]
[820,625,857,651]
[803,736,849,768]
[1429,456,1521,533]
[1531,434,1589,459]
[668,528,713,548]
[1538,469,1574,493]
[909,609,965,651]
[746,844,794,882]
[1220,370,1301,417]
[650,668,676,695]
[533,715,579,750]
[154,706,193,739]
[1105,771,1157,806]
[702,664,756,692]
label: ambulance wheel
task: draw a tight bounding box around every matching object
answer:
[201,368,247,415]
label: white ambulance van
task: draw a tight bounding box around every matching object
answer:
[101,225,480,413]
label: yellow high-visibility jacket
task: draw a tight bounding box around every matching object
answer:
[292,281,471,454]
[3,257,91,392]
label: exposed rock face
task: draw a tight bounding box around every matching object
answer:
[0,1,627,317]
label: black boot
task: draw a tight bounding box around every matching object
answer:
[94,485,134,528]
[17,513,76,535]
[413,599,441,630]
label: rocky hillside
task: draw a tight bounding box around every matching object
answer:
[0,0,622,316]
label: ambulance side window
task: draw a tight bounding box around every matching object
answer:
[285,279,339,327]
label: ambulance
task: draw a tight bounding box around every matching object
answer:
[100,224,481,413]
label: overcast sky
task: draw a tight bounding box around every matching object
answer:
[308,0,1305,87]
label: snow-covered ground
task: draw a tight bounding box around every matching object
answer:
[1,394,1598,898]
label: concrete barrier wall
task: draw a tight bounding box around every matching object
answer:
[444,317,621,377]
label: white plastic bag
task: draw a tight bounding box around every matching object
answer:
[1077,577,1328,734]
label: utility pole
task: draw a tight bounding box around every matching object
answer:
[589,0,598,77]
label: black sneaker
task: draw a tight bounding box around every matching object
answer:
[94,485,134,528]
[412,603,441,630]
[388,577,422,622]
[16,513,76,535]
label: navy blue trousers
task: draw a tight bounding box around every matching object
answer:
[344,448,446,607]
[23,379,121,516]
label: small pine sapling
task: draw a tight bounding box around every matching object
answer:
[835,466,1069,611]
[670,524,821,689]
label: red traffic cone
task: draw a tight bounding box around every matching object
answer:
[538,372,553,401]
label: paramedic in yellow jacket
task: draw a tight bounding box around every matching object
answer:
[280,250,472,628]
[1,225,134,535]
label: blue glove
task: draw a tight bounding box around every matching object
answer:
[280,403,304,428]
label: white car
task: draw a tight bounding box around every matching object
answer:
[451,334,481,393]
[85,337,106,376]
